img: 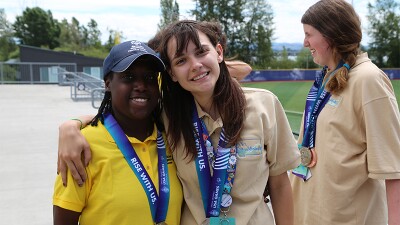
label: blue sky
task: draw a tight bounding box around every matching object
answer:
[3,0,373,45]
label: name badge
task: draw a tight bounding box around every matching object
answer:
[236,138,262,157]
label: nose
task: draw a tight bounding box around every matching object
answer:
[190,58,202,72]
[132,77,147,91]
[303,37,309,47]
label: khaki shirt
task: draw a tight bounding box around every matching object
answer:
[170,87,300,225]
[291,53,400,225]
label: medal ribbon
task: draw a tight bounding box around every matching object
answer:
[104,113,170,224]
[293,62,345,180]
[192,102,237,218]
[200,120,236,197]
[302,62,344,148]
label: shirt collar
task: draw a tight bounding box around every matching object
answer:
[353,52,370,69]
[105,122,157,144]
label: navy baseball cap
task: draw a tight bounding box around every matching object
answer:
[102,40,165,79]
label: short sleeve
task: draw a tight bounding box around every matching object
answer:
[361,69,400,179]
[53,169,89,212]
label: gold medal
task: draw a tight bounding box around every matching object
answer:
[299,147,312,166]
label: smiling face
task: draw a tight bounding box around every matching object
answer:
[166,30,223,102]
[303,24,337,70]
[106,59,160,124]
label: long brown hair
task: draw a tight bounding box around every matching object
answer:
[159,20,246,159]
[302,0,362,94]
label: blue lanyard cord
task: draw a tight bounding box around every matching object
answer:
[193,114,212,215]
[192,102,237,218]
[155,132,170,222]
[104,113,170,224]
[302,62,344,148]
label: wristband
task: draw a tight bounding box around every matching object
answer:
[70,118,83,130]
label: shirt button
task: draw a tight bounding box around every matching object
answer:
[146,166,151,170]
[142,147,146,152]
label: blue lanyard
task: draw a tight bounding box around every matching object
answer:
[192,102,237,218]
[104,113,170,224]
[302,62,344,148]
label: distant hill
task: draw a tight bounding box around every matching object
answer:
[272,42,370,52]
[272,42,303,52]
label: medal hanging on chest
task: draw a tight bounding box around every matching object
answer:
[293,62,345,181]
[299,146,317,168]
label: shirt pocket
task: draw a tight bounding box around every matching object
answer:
[233,138,265,194]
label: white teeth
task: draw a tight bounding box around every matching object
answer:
[310,49,316,55]
[193,72,209,81]
[132,98,147,102]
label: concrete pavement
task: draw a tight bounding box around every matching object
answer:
[0,84,97,225]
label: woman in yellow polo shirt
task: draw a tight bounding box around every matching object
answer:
[53,40,183,225]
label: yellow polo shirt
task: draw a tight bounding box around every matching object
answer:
[166,88,300,225]
[291,53,400,225]
[53,122,183,225]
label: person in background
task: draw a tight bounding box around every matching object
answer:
[57,20,300,225]
[53,40,183,225]
[291,1,400,224]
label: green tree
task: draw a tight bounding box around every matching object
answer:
[367,0,400,67]
[270,46,296,69]
[190,0,274,67]
[0,9,17,61]
[85,19,102,48]
[158,0,180,30]
[191,0,217,21]
[296,48,318,69]
[58,17,84,49]
[104,29,124,51]
[13,7,60,49]
[56,16,108,59]
[241,0,274,67]
[191,0,245,58]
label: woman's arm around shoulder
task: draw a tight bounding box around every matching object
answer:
[58,115,93,186]
[226,60,252,81]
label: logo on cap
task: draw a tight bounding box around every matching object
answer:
[128,40,148,54]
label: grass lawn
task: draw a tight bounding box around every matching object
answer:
[241,79,400,134]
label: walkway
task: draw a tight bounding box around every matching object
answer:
[0,84,97,225]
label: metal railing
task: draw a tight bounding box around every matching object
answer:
[0,62,77,84]
[56,67,104,104]
[0,62,105,108]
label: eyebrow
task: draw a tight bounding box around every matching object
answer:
[171,44,209,60]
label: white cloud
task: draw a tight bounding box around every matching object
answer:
[3,0,373,45]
